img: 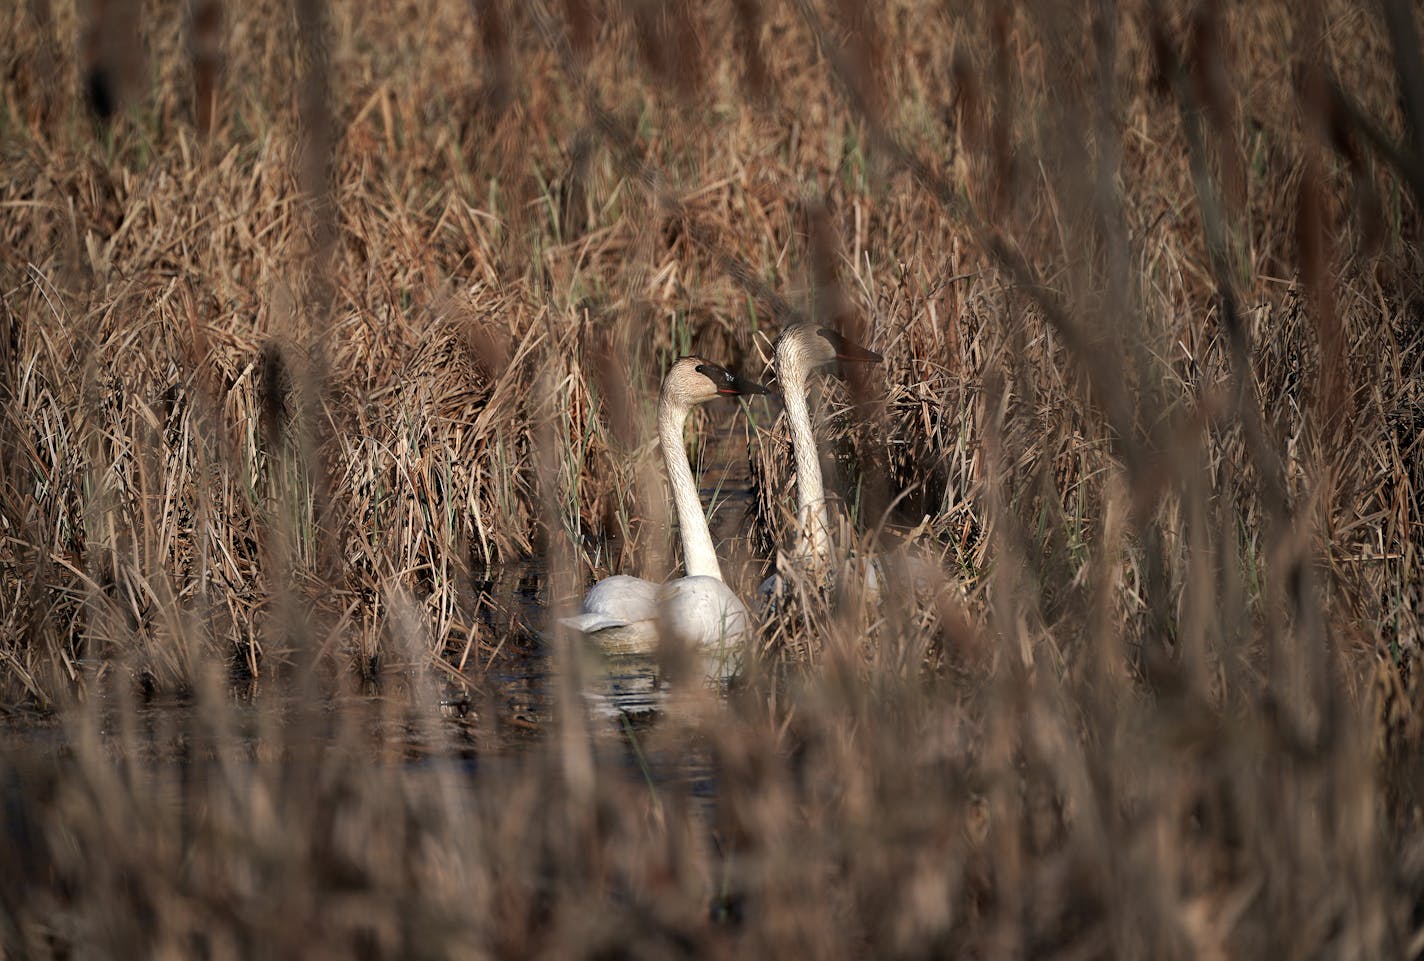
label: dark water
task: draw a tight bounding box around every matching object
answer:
[0,655,718,826]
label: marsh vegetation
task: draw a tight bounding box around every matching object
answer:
[2,0,1423,957]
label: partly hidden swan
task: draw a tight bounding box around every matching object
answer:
[561,357,768,676]
[761,322,883,601]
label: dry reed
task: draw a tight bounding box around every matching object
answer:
[1,0,1423,958]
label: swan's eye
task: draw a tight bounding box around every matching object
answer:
[694,364,707,375]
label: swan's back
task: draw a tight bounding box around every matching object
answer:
[658,575,749,645]
[561,572,749,670]
[559,574,660,652]
[658,574,749,680]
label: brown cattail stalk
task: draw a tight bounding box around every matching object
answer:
[189,0,223,136]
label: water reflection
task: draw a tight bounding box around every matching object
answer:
[583,654,665,719]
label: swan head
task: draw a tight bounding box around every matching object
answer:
[662,357,770,407]
[774,323,882,379]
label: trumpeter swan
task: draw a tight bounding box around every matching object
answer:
[761,323,882,601]
[763,323,951,609]
[561,357,767,672]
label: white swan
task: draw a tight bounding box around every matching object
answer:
[562,357,767,672]
[761,323,883,600]
[776,324,883,560]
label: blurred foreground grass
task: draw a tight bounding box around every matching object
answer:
[2,1,1424,957]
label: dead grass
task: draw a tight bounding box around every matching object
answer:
[2,0,1424,958]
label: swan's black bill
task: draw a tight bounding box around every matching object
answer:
[696,363,771,397]
[818,327,883,363]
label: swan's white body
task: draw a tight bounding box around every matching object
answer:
[562,358,761,673]
[566,573,746,660]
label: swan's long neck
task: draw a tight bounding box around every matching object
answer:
[657,394,724,581]
[780,362,831,563]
